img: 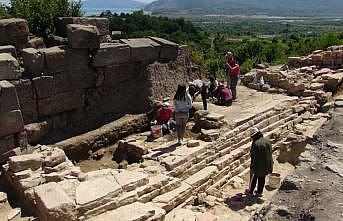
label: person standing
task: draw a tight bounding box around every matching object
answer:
[225,52,240,100]
[246,127,273,197]
[173,84,192,145]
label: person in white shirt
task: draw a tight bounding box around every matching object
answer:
[173,84,192,145]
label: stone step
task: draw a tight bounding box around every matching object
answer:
[86,202,165,221]
[172,107,297,180]
[184,166,218,188]
[152,182,193,212]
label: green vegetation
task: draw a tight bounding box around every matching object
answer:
[0,0,83,39]
[102,11,343,79]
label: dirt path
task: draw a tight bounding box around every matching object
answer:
[251,103,343,220]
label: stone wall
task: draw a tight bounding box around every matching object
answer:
[0,18,204,157]
[288,45,343,68]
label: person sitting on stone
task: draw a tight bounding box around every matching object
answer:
[246,127,273,197]
[155,102,174,135]
[215,84,233,106]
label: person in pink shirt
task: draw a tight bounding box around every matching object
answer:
[216,84,233,106]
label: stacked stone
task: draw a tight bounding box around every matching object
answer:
[288,45,343,68]
[55,17,110,43]
[242,64,342,106]
[0,16,200,149]
[0,81,27,162]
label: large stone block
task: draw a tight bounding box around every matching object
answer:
[0,18,29,46]
[12,79,36,102]
[150,37,178,60]
[22,48,45,74]
[92,43,130,67]
[0,110,24,137]
[34,182,77,221]
[67,24,100,49]
[8,153,42,172]
[55,17,109,37]
[75,176,122,209]
[120,38,161,62]
[113,170,149,191]
[40,46,89,73]
[86,202,156,221]
[0,53,22,80]
[94,63,136,87]
[33,76,54,99]
[0,45,16,57]
[0,80,20,112]
[53,69,95,93]
[38,90,85,117]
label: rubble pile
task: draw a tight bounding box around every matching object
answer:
[242,46,343,105]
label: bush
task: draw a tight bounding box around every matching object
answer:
[10,0,83,39]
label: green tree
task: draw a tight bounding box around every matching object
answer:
[10,0,83,39]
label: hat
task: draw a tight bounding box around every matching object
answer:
[226,51,233,57]
[250,127,260,137]
[162,102,170,107]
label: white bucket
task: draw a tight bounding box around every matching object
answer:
[268,173,281,189]
[151,125,162,138]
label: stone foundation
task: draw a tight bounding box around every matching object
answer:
[0,17,203,156]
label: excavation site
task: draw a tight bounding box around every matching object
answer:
[0,17,342,221]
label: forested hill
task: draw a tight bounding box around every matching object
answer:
[145,0,343,16]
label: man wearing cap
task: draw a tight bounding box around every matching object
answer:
[246,127,273,197]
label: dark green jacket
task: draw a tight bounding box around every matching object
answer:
[250,137,273,177]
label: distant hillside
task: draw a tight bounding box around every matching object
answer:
[145,0,343,16]
[84,0,146,9]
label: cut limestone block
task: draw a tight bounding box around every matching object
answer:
[0,80,20,112]
[120,38,161,62]
[52,69,95,94]
[184,166,218,188]
[0,45,16,57]
[8,153,42,172]
[22,48,45,74]
[40,46,89,73]
[153,183,192,211]
[113,170,149,191]
[0,110,24,137]
[87,202,156,221]
[67,24,100,49]
[0,18,29,46]
[55,17,109,37]
[75,176,122,210]
[0,53,22,80]
[43,148,66,167]
[32,76,54,99]
[149,37,178,60]
[7,208,21,221]
[34,182,77,221]
[37,90,85,117]
[92,43,130,67]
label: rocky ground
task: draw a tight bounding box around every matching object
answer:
[251,95,343,221]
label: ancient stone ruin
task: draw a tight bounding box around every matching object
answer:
[0,17,342,221]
